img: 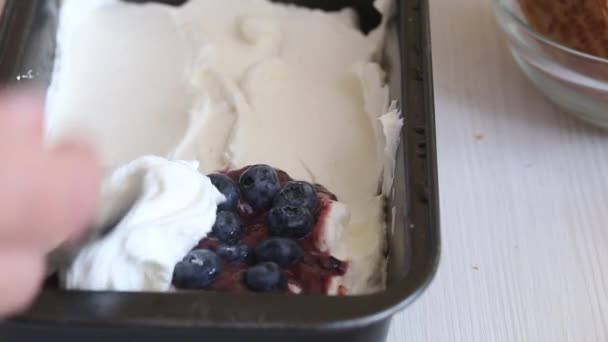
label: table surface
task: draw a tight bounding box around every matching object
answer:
[388,0,608,341]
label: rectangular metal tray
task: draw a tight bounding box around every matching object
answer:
[0,1,439,341]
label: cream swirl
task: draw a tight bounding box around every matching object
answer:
[64,156,224,291]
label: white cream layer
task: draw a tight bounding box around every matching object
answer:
[49,0,402,294]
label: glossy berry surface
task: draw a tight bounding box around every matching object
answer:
[172,249,222,289]
[244,262,286,292]
[267,205,314,239]
[208,173,240,211]
[216,244,253,264]
[274,181,320,213]
[239,165,281,211]
[212,211,243,245]
[254,238,303,268]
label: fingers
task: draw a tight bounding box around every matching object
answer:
[0,140,101,251]
[0,87,45,143]
[0,249,45,316]
[44,141,101,247]
[0,89,101,252]
[0,88,101,317]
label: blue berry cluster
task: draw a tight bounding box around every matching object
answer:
[172,165,320,293]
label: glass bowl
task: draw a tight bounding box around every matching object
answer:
[494,0,608,128]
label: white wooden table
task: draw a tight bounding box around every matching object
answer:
[388,0,608,341]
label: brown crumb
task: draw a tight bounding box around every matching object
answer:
[472,266,479,271]
[521,0,608,59]
[474,134,485,141]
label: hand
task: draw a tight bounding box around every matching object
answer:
[0,89,101,317]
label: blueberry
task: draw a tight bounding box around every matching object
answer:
[274,181,319,213]
[267,205,314,239]
[254,238,302,268]
[244,262,286,292]
[216,243,253,263]
[212,211,243,245]
[239,165,281,211]
[208,173,240,211]
[172,249,222,289]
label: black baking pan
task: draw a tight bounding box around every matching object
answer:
[0,0,439,341]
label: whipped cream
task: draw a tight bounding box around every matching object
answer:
[48,0,402,294]
[64,156,225,291]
